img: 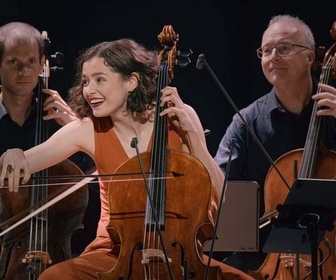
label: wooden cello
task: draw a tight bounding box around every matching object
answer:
[97,25,222,280]
[0,31,88,279]
[249,22,336,280]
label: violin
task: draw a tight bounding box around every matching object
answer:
[0,31,89,279]
[97,25,221,279]
[249,21,336,280]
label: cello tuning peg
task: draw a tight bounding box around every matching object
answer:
[204,129,211,136]
[50,52,64,66]
[178,48,193,58]
[50,66,64,72]
[311,46,326,73]
[176,48,193,67]
[176,56,191,68]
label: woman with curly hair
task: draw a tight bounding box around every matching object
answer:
[0,38,253,280]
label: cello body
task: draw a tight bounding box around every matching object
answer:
[0,30,90,279]
[0,159,88,279]
[96,24,222,280]
[98,150,221,280]
[249,148,336,280]
[249,21,336,280]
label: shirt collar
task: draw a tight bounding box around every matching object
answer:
[268,88,283,113]
[267,80,317,116]
[0,101,7,119]
[0,94,37,120]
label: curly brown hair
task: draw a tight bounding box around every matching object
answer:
[67,38,160,118]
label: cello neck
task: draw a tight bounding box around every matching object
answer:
[145,25,179,229]
[299,49,336,178]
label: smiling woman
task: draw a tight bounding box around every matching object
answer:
[0,37,253,279]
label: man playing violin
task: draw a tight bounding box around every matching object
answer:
[214,14,336,275]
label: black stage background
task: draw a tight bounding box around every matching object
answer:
[2,0,335,155]
[1,0,335,254]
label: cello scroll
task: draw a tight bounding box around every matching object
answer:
[157,25,193,83]
[327,20,336,79]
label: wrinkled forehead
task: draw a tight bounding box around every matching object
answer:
[262,21,302,45]
[3,40,40,57]
[4,34,37,46]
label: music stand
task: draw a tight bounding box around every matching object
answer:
[263,178,336,280]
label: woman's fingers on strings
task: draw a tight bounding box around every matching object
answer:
[160,106,177,118]
[0,164,7,187]
[0,150,31,191]
[9,167,21,192]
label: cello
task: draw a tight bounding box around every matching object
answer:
[97,25,222,279]
[0,31,89,279]
[249,22,336,280]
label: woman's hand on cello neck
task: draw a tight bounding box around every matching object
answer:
[159,86,197,134]
[159,86,225,193]
[0,148,31,192]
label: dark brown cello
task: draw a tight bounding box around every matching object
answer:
[0,31,88,279]
[97,25,222,280]
[249,22,336,280]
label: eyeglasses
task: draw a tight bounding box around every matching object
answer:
[256,43,310,59]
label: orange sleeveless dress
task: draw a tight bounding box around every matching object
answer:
[38,117,253,280]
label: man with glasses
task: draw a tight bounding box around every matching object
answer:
[214,14,336,274]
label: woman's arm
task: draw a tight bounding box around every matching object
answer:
[159,86,224,194]
[0,118,94,191]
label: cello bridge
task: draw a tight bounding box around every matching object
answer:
[22,251,52,264]
[279,254,311,268]
[141,249,172,264]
